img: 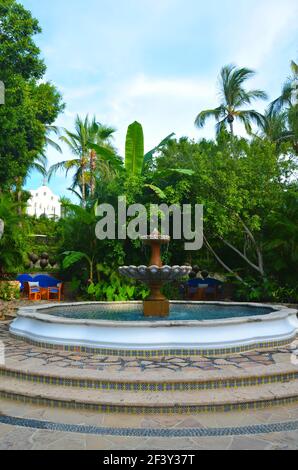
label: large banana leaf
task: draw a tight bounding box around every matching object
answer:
[125,121,144,175]
[144,133,175,164]
[62,251,91,269]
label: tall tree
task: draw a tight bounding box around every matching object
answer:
[49,115,116,204]
[195,64,267,135]
[256,109,288,144]
[269,61,298,153]
[269,61,298,114]
[0,0,64,190]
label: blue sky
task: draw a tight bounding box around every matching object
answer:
[22,0,298,199]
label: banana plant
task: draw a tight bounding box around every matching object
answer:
[125,121,145,176]
[124,121,194,199]
[125,121,175,176]
[62,251,95,283]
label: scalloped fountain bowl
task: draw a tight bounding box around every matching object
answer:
[10,302,298,356]
[118,265,192,281]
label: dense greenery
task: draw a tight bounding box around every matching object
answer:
[0,1,297,302]
[0,0,64,191]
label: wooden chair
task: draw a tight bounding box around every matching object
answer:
[47,284,63,302]
[27,283,41,301]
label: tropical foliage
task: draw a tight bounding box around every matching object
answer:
[0,1,297,303]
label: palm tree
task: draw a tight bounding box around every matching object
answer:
[269,61,298,114]
[87,118,116,196]
[195,64,268,135]
[48,115,116,204]
[256,109,288,143]
[268,61,298,153]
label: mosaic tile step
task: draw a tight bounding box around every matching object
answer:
[1,363,298,393]
[0,376,298,414]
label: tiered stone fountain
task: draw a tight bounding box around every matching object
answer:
[119,229,192,316]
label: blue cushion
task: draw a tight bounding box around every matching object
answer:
[17,274,34,291]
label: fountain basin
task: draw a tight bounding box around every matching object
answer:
[10,302,298,356]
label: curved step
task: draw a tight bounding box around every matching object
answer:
[1,362,298,393]
[0,376,298,414]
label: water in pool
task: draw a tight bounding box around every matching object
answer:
[41,304,274,322]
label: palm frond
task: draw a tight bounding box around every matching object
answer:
[236,89,268,107]
[48,159,80,180]
[220,65,256,106]
[269,81,293,114]
[45,137,62,153]
[31,163,47,176]
[215,118,228,135]
[238,110,265,134]
[195,106,225,128]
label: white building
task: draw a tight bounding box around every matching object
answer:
[27,185,61,219]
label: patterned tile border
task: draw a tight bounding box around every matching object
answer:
[10,332,296,357]
[1,367,297,392]
[1,390,298,415]
[1,414,298,437]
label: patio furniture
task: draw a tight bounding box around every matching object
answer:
[193,285,208,301]
[27,283,41,301]
[186,277,223,301]
[19,275,63,301]
[17,274,34,296]
[47,283,63,302]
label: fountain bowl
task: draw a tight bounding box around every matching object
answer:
[10,301,298,356]
[118,265,192,281]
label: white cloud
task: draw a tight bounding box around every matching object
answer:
[125,75,213,98]
[103,75,217,152]
[233,0,298,69]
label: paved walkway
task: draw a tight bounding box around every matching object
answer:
[0,399,298,449]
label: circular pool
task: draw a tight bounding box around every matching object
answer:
[10,301,298,356]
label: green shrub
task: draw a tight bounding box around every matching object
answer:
[234,277,298,303]
[0,281,20,301]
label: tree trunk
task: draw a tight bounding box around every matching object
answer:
[90,149,96,197]
[204,236,245,283]
[81,165,86,206]
[15,177,23,217]
[229,121,234,135]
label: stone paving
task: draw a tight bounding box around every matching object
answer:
[0,399,298,449]
[1,323,296,375]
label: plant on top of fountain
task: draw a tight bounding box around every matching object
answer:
[140,228,170,242]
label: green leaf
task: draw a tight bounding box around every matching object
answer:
[125,121,144,176]
[144,133,175,163]
[144,184,166,199]
[62,251,90,269]
[169,168,195,176]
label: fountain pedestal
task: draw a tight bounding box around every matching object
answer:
[142,233,170,317]
[144,281,169,317]
[143,299,169,317]
[119,230,192,317]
